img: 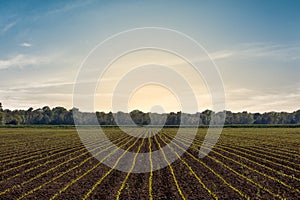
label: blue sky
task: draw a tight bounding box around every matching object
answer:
[0,0,299,112]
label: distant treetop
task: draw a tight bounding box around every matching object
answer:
[0,104,299,125]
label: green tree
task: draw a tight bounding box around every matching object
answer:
[295,110,300,124]
[0,111,5,125]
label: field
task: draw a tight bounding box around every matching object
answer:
[0,127,299,200]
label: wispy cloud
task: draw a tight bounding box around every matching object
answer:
[9,81,74,92]
[209,50,234,60]
[19,42,32,47]
[238,43,300,59]
[48,0,94,14]
[1,20,18,33]
[0,54,48,70]
[0,88,73,110]
[226,87,300,112]
[209,42,300,61]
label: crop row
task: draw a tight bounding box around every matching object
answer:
[1,128,299,199]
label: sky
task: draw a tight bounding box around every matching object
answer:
[0,0,299,113]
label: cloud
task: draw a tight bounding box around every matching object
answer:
[238,43,300,59]
[48,0,94,14]
[206,42,300,61]
[209,50,234,60]
[0,54,48,70]
[19,42,32,47]
[225,87,300,112]
[1,20,18,33]
[0,88,73,111]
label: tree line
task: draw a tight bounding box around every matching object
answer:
[0,103,300,125]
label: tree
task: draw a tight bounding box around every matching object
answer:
[240,111,254,124]
[295,110,300,124]
[201,110,214,125]
[96,111,107,125]
[0,111,5,125]
[51,107,68,125]
[0,105,299,125]
[130,110,144,126]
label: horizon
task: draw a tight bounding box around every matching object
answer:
[0,1,299,113]
[1,102,299,115]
